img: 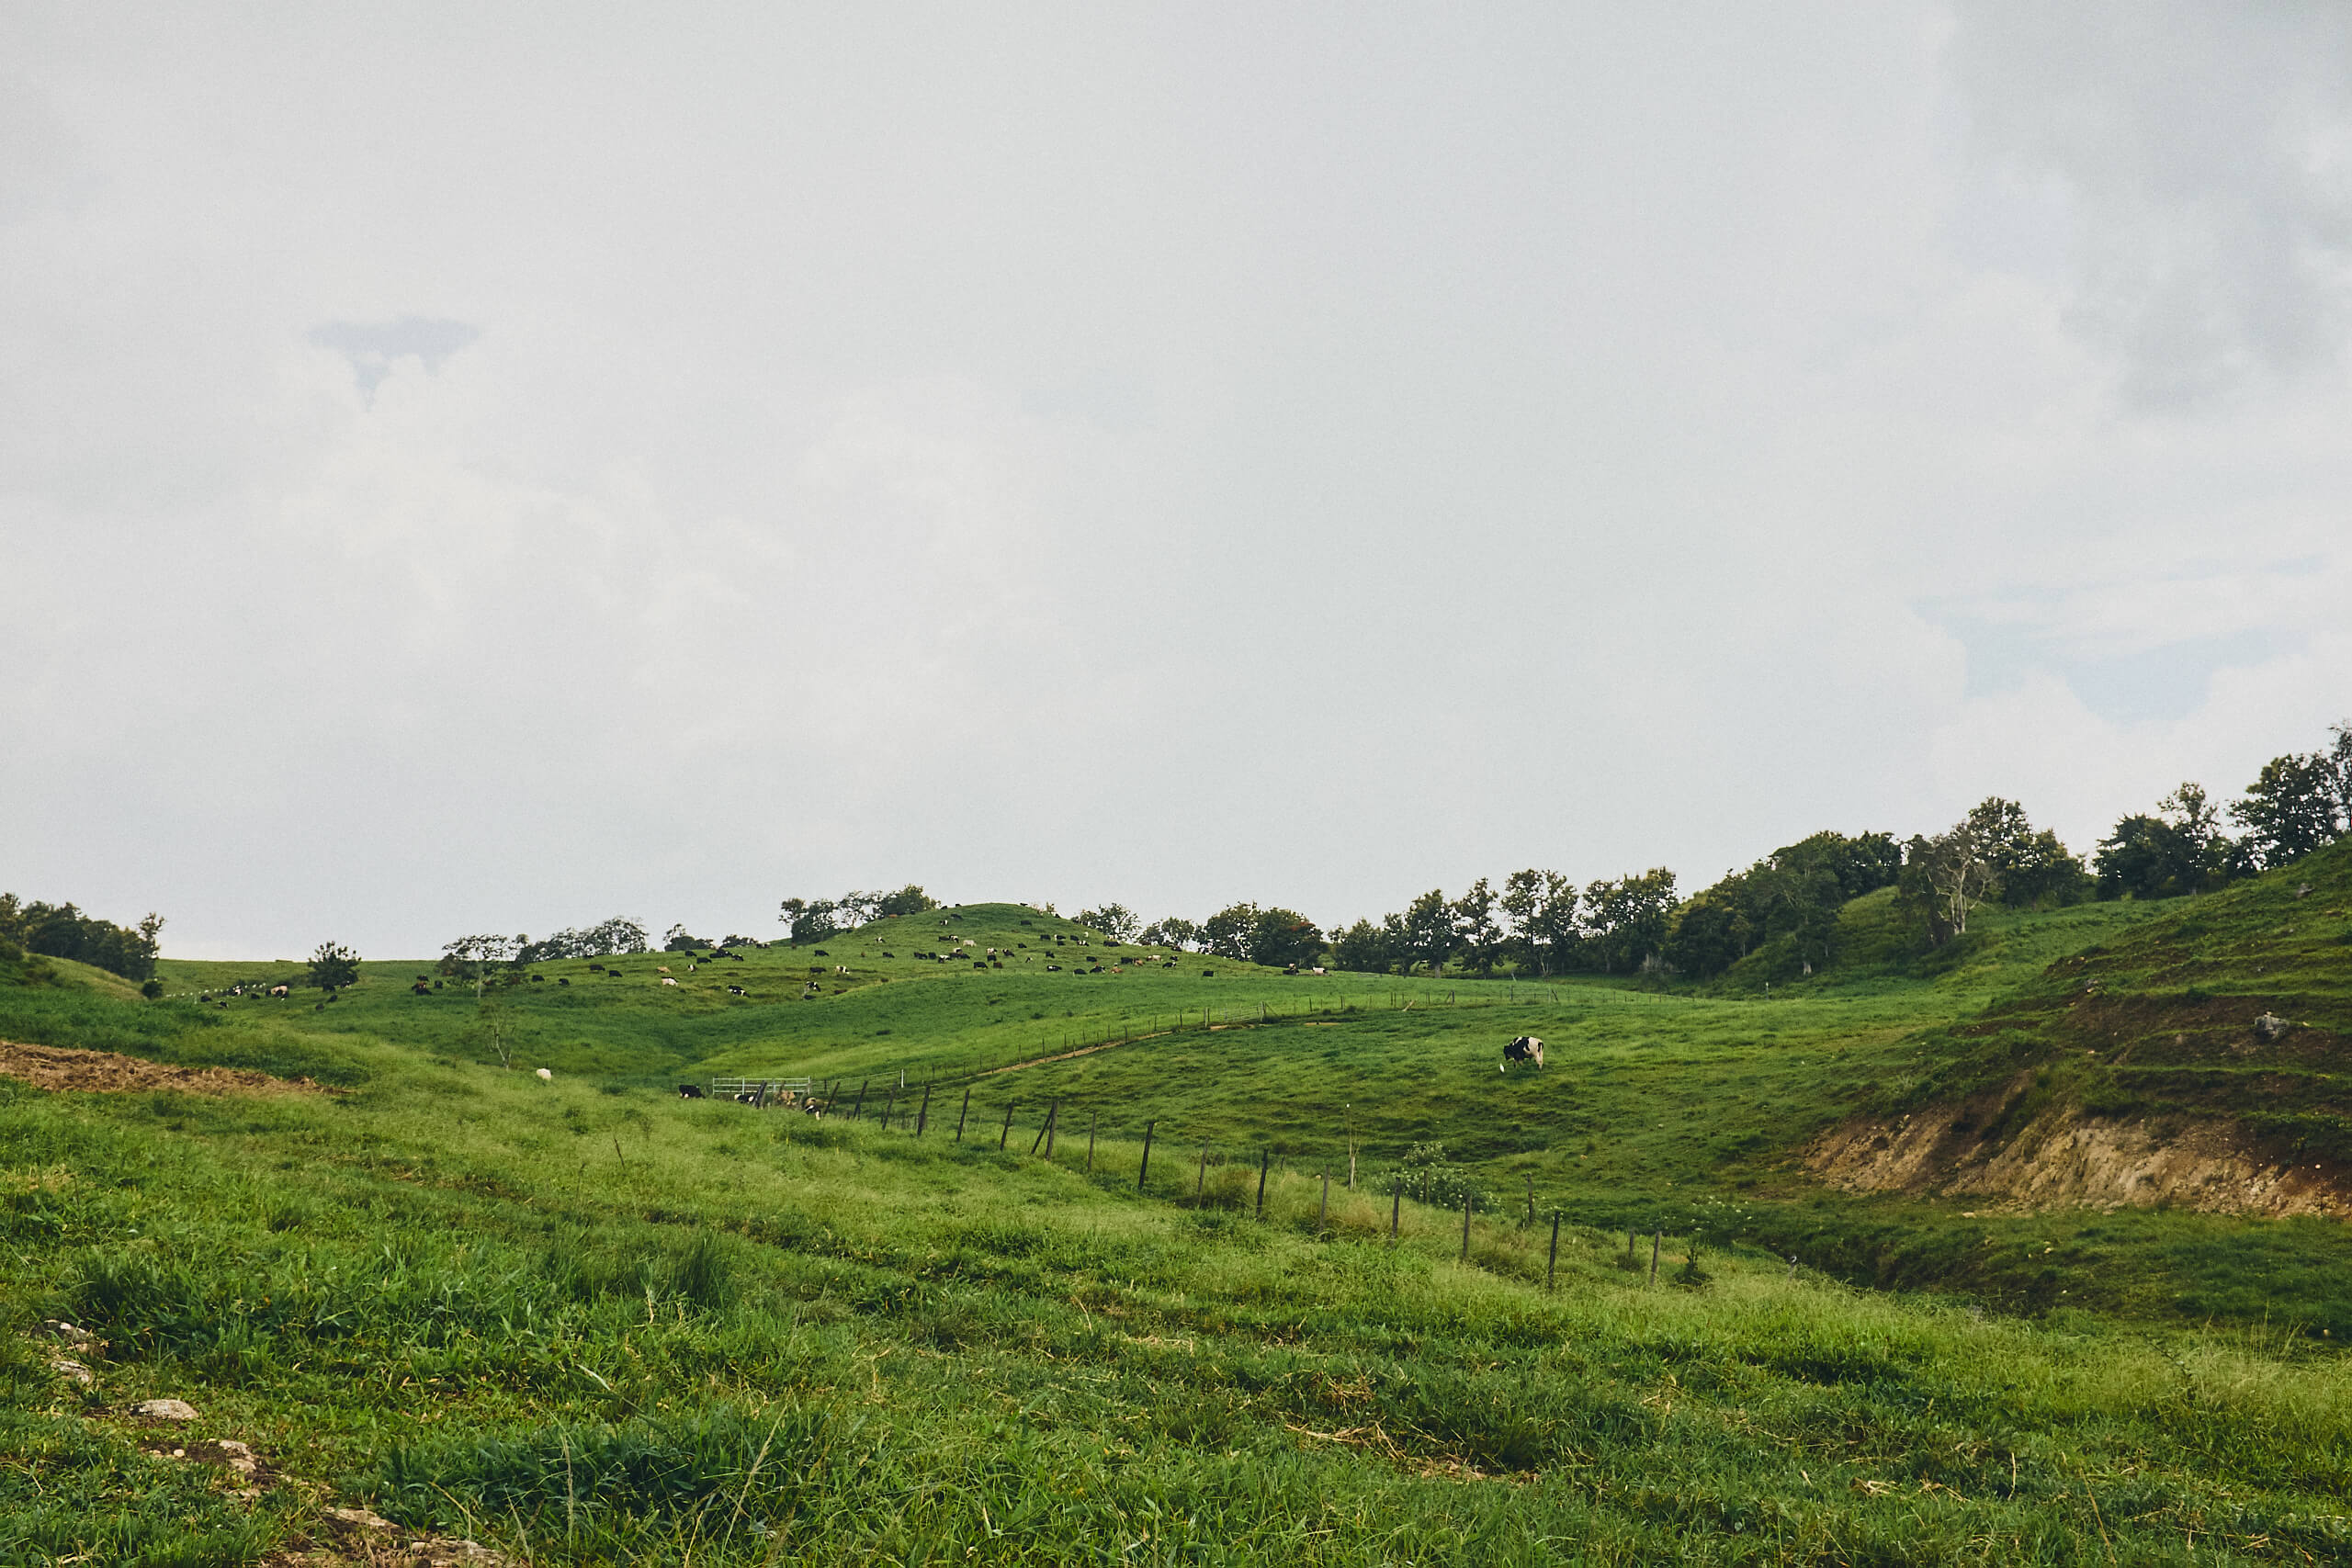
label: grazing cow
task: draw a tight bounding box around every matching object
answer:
[536,1067,553,1081]
[1500,1036,1544,1072]
[1046,964,1061,971]
[269,985,289,998]
[558,977,571,987]
[678,1084,707,1099]
[661,976,679,987]
[411,981,430,996]
[726,984,746,995]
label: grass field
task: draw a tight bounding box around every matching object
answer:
[4,865,2350,1563]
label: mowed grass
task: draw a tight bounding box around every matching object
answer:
[6,1062,2351,1565]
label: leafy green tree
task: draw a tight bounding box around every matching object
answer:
[1399,889,1458,977]
[874,885,939,919]
[1896,822,1996,946]
[1200,903,1260,962]
[1579,869,1677,973]
[1246,908,1325,968]
[2231,750,2345,868]
[1962,798,2090,908]
[1450,879,1504,976]
[2097,782,2238,899]
[1329,918,1397,973]
[664,923,708,952]
[1663,888,1751,977]
[1499,869,1577,976]
[1076,904,1141,942]
[1138,916,1200,951]
[308,942,360,991]
[777,897,842,943]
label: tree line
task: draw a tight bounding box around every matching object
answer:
[1069,717,2352,983]
[0,894,164,984]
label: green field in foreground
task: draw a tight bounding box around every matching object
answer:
[3,873,2350,1563]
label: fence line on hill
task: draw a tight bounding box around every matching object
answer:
[733,1072,1724,1294]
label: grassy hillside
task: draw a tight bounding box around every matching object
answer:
[6,888,2352,1561]
[1894,837,2352,1131]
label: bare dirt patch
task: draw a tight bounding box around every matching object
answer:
[1809,1075,2350,1217]
[0,1039,338,1097]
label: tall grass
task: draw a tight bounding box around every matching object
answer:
[6,1063,2350,1562]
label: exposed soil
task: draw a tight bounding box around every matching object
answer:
[0,1039,339,1097]
[1810,1073,2351,1217]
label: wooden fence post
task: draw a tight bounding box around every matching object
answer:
[1546,1214,1561,1292]
[954,1087,971,1143]
[1086,1111,1098,1173]
[1000,1102,1016,1150]
[1319,1168,1329,1232]
[915,1082,932,1136]
[1390,1179,1401,1241]
[1196,1143,1209,1201]
[878,1090,897,1131]
[1524,1172,1534,1226]
[1137,1120,1156,1191]
[1034,1100,1058,1158]
[850,1080,868,1120]
[1649,1230,1660,1286]
[1256,1148,1270,1218]
[1460,1190,1472,1262]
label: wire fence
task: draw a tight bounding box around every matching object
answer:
[713,1077,1744,1292]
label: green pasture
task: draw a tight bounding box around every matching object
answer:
[6,1062,2350,1565]
[4,871,2351,1562]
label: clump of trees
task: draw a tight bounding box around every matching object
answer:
[2096,719,2350,898]
[1075,904,1140,942]
[776,886,939,943]
[0,894,164,981]
[1894,798,2091,949]
[1325,868,1676,978]
[1666,831,1903,979]
[442,919,649,973]
[1137,916,1199,950]
[1130,907,1322,966]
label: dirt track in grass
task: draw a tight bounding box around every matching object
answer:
[0,1038,339,1096]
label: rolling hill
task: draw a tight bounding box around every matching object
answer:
[4,884,2350,1562]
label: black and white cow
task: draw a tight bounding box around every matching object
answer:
[1500,1036,1544,1072]
[677,1084,707,1099]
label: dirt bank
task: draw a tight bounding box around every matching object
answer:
[1809,1074,2350,1218]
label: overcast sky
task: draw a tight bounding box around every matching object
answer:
[5,3,2348,959]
